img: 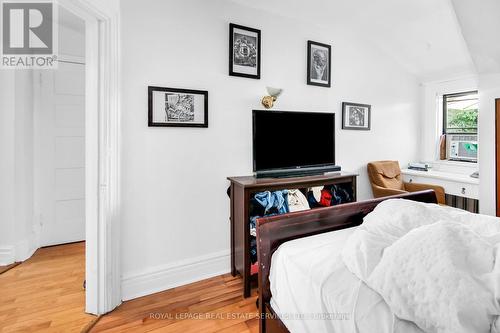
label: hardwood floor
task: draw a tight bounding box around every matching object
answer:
[0,262,20,275]
[0,242,259,333]
[92,275,259,333]
[0,242,95,332]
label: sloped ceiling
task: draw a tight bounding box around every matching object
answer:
[230,0,477,82]
[59,6,85,32]
[451,0,500,75]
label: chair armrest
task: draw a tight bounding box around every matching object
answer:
[371,184,408,198]
[404,182,446,205]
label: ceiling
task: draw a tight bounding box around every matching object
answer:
[58,5,85,33]
[230,0,485,82]
[451,0,500,75]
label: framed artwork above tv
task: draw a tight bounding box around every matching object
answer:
[307,40,331,87]
[229,23,261,79]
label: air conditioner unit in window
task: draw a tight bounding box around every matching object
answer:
[446,134,478,162]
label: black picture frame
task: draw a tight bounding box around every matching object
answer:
[148,86,208,128]
[342,102,371,130]
[229,23,261,79]
[307,40,331,87]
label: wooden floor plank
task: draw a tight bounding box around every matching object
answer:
[93,276,259,333]
[0,242,259,333]
[0,262,21,275]
[0,242,96,332]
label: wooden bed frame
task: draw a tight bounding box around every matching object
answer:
[256,190,438,333]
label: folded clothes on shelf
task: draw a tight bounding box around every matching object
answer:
[254,190,289,215]
[288,189,310,212]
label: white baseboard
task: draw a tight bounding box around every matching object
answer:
[0,233,39,266]
[121,250,231,301]
[15,233,38,262]
[0,246,15,266]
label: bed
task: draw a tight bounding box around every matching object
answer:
[256,190,500,333]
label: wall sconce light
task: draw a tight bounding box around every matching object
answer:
[261,87,283,109]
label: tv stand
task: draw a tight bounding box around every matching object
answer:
[227,171,358,298]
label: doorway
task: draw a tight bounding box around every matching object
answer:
[1,0,122,317]
[35,7,86,247]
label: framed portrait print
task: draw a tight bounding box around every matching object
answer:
[307,40,331,87]
[342,102,371,130]
[229,23,261,79]
[148,86,208,128]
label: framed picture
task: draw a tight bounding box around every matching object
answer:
[342,102,371,130]
[148,86,208,128]
[307,40,331,87]
[229,23,261,79]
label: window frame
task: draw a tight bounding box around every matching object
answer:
[442,90,478,135]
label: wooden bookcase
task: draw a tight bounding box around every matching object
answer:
[227,172,358,297]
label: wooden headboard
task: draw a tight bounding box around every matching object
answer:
[256,190,437,333]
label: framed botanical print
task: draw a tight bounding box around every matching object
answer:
[342,102,371,130]
[229,23,261,79]
[307,40,331,87]
[148,86,208,128]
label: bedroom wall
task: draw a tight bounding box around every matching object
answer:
[119,0,421,299]
[450,0,500,216]
[478,73,500,216]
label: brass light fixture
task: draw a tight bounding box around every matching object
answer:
[261,87,283,109]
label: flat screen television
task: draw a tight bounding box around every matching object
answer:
[252,110,340,178]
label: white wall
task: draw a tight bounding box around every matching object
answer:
[478,73,500,215]
[120,0,421,299]
[0,71,37,264]
[14,71,37,261]
[450,0,500,215]
[0,72,16,264]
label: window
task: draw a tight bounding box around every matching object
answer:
[443,91,478,134]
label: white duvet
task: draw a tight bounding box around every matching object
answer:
[342,199,500,333]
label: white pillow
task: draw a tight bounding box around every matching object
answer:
[342,199,500,282]
[367,221,500,333]
[342,199,451,281]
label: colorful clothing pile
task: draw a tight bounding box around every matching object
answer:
[307,184,353,207]
[248,185,353,264]
[249,190,289,264]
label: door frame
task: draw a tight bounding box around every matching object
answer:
[496,99,500,217]
[59,0,121,314]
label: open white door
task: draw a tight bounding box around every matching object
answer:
[35,62,86,246]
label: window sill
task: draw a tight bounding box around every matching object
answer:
[427,160,478,176]
[431,160,477,166]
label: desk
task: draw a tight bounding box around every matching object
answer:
[401,169,479,200]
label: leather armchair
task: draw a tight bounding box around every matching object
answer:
[367,161,446,205]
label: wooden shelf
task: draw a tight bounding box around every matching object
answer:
[228,172,358,297]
